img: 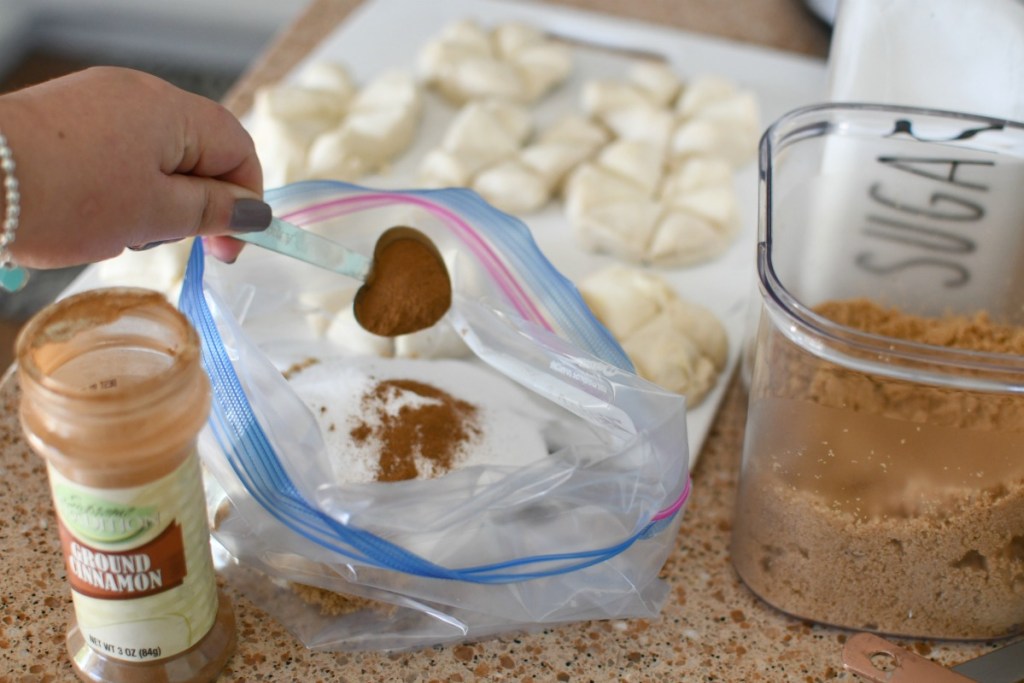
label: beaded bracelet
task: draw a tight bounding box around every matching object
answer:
[0,128,27,292]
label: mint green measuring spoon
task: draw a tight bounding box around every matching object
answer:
[236,218,452,336]
[237,217,372,281]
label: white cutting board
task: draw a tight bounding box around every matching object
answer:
[276,0,829,468]
[71,0,829,470]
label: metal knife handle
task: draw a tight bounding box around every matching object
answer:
[238,217,371,281]
[952,637,1024,683]
[843,633,975,683]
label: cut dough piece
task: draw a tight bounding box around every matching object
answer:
[571,200,663,263]
[672,75,761,167]
[563,163,650,223]
[675,75,741,118]
[478,99,534,144]
[418,18,573,104]
[573,265,671,339]
[417,99,536,201]
[623,316,720,407]
[650,157,740,265]
[669,119,724,165]
[326,305,396,358]
[567,145,740,266]
[666,185,739,232]
[417,20,492,99]
[519,114,609,194]
[627,61,681,107]
[417,149,473,188]
[437,18,493,52]
[394,321,472,359]
[600,103,675,150]
[250,66,422,186]
[577,265,728,406]
[294,61,357,102]
[445,57,526,103]
[670,298,729,370]
[299,287,358,338]
[512,42,573,102]
[580,80,652,117]
[252,84,348,123]
[417,104,610,212]
[492,21,546,59]
[540,114,611,148]
[306,130,371,182]
[248,64,355,186]
[472,159,550,214]
[596,140,666,195]
[250,115,318,188]
[330,70,421,168]
[439,99,532,175]
[519,141,595,190]
[648,210,730,267]
[660,156,733,194]
[331,106,418,169]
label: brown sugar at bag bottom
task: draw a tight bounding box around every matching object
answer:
[290,583,399,618]
[209,497,394,618]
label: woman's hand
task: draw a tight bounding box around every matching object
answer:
[0,66,269,268]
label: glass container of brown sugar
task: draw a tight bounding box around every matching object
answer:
[732,104,1024,640]
[16,287,235,682]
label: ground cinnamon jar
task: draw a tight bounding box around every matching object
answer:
[16,287,235,682]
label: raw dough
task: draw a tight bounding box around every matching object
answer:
[577,264,727,406]
[418,18,572,105]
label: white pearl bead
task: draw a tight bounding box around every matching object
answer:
[0,128,18,272]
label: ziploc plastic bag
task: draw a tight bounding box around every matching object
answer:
[179,180,690,651]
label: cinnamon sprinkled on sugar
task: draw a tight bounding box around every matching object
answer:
[351,378,481,482]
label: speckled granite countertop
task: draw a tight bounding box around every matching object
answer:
[0,1,1008,681]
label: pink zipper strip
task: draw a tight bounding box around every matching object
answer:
[651,476,691,522]
[282,192,552,331]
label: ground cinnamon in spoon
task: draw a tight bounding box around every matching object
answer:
[350,378,480,482]
[354,226,452,337]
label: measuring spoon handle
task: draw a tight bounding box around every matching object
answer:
[237,217,371,281]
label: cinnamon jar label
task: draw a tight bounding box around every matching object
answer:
[47,454,219,662]
[58,521,188,600]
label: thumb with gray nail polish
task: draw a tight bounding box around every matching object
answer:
[229,198,272,232]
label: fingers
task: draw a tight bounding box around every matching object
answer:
[165,86,269,265]
[138,173,270,248]
[203,236,247,264]
[174,91,264,194]
[5,65,272,267]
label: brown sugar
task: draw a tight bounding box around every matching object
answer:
[732,298,1024,639]
[350,378,480,482]
[289,583,396,618]
[815,298,1024,355]
[282,357,320,380]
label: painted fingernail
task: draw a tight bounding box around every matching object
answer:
[229,198,272,232]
